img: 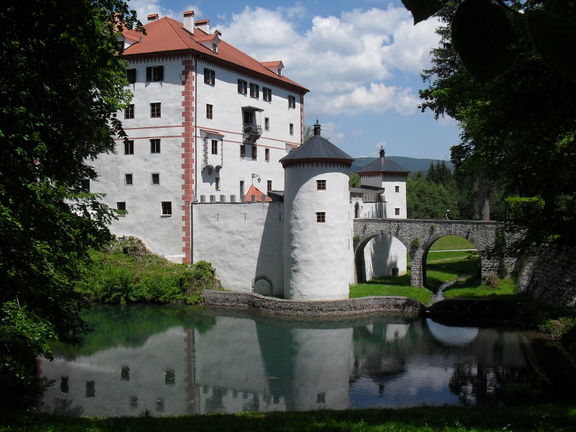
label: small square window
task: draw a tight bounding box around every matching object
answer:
[288,95,296,109]
[150,139,161,154]
[211,139,218,155]
[267,180,272,193]
[151,173,160,185]
[146,66,164,82]
[150,102,161,118]
[317,179,326,190]
[85,381,95,398]
[237,79,247,95]
[264,117,270,131]
[263,87,272,102]
[124,140,134,155]
[161,201,172,216]
[125,173,133,185]
[204,68,215,85]
[265,148,270,162]
[206,104,213,119]
[124,104,134,119]
[289,123,294,135]
[395,185,400,193]
[249,83,259,98]
[316,212,326,223]
[126,68,136,84]
[395,208,400,216]
[116,202,126,216]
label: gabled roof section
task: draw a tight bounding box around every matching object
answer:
[280,122,352,167]
[261,60,284,75]
[358,149,409,176]
[122,17,308,93]
[245,185,272,202]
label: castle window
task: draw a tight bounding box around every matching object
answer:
[265,148,270,162]
[215,177,220,191]
[317,179,326,190]
[263,87,272,102]
[121,366,130,381]
[146,66,164,82]
[265,117,270,130]
[151,173,160,185]
[395,185,400,193]
[211,140,218,155]
[126,68,136,84]
[150,139,161,154]
[267,180,272,192]
[238,79,247,95]
[204,68,215,85]
[124,104,134,119]
[240,144,246,158]
[206,104,213,119]
[161,201,172,216]
[116,202,126,216]
[249,83,259,98]
[251,145,257,160]
[124,140,134,155]
[125,173,133,185]
[316,212,326,223]
[395,208,400,216]
[85,381,95,398]
[150,102,161,118]
[289,123,294,135]
[288,95,296,109]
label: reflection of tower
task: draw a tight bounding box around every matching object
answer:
[280,121,354,300]
[184,328,199,415]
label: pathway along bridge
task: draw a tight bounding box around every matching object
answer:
[353,219,513,287]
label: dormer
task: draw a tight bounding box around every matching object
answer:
[195,19,210,34]
[195,30,221,53]
[120,28,143,50]
[261,61,284,76]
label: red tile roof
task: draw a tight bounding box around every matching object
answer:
[245,185,272,202]
[123,17,308,94]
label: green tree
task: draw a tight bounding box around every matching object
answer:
[0,0,138,405]
[418,0,576,243]
[407,171,460,219]
[349,172,361,188]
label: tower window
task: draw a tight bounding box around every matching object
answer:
[125,173,133,185]
[265,148,270,162]
[151,173,160,185]
[211,140,218,155]
[316,212,326,223]
[116,202,126,216]
[395,185,400,193]
[206,104,213,119]
[289,123,294,135]
[288,95,296,109]
[267,180,272,192]
[264,117,270,130]
[237,79,247,94]
[395,208,400,216]
[249,83,259,98]
[317,179,326,190]
[263,87,272,102]
[240,144,246,158]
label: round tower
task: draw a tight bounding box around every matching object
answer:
[280,121,353,300]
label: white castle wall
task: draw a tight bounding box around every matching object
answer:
[195,60,303,198]
[283,165,354,300]
[192,201,284,295]
[92,57,186,262]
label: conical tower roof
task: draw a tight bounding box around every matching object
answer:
[358,148,409,176]
[280,121,353,167]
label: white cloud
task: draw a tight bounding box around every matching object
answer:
[214,4,440,119]
[319,122,346,144]
[128,0,202,20]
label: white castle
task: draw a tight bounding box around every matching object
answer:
[92,12,409,300]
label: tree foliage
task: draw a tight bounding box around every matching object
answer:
[407,165,460,219]
[0,0,138,405]
[416,0,576,246]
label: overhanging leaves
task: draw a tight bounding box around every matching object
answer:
[452,0,515,82]
[526,10,576,81]
[401,0,443,24]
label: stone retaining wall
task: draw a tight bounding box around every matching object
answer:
[202,290,423,317]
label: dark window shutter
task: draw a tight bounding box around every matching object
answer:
[146,67,151,81]
[158,66,164,81]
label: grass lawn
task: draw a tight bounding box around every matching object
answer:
[425,251,480,291]
[2,403,576,432]
[444,278,516,299]
[350,281,433,304]
[429,235,475,251]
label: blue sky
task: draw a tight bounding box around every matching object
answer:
[129,0,460,160]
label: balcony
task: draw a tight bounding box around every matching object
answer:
[243,123,262,142]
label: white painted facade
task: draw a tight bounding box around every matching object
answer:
[283,164,354,300]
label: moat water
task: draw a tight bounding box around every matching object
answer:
[37,305,576,417]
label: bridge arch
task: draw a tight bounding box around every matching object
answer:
[353,219,508,287]
[354,233,409,283]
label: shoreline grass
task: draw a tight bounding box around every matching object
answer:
[2,402,576,432]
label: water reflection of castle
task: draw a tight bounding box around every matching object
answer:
[39,310,536,417]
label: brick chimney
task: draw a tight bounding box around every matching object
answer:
[147,13,159,22]
[183,10,194,32]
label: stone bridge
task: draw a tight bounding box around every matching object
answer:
[354,218,511,287]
